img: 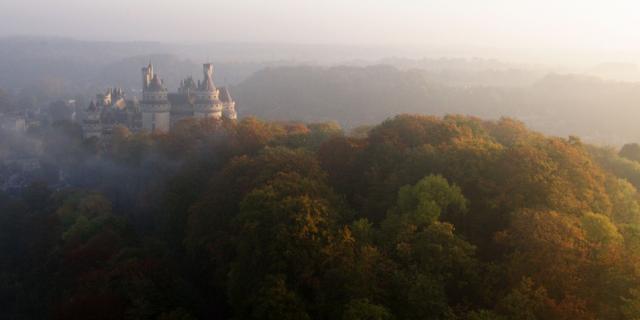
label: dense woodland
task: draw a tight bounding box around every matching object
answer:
[3,114,640,319]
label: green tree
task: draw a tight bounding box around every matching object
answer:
[342,299,394,320]
[496,278,557,320]
[251,275,311,320]
[228,171,342,318]
[380,175,478,319]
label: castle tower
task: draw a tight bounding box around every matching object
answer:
[140,64,170,133]
[142,64,153,89]
[194,63,223,119]
[178,76,197,95]
[219,87,238,120]
[169,76,197,128]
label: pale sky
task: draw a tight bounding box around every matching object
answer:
[2,0,640,52]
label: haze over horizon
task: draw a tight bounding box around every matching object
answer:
[4,0,640,66]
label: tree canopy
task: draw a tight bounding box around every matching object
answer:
[3,114,640,319]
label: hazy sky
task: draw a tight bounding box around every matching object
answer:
[2,0,640,51]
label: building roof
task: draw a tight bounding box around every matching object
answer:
[113,98,127,110]
[180,77,197,91]
[199,77,216,91]
[219,87,233,103]
[148,74,165,91]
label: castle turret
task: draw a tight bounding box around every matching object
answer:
[194,63,223,119]
[219,87,237,120]
[142,64,153,89]
[178,76,197,94]
[169,76,197,127]
[140,64,170,133]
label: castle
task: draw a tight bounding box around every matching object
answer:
[83,63,237,139]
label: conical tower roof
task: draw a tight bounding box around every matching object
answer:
[148,74,165,91]
[219,87,233,102]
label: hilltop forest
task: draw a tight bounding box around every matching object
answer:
[234,66,640,144]
[4,114,640,319]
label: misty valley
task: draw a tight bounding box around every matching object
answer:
[4,38,640,320]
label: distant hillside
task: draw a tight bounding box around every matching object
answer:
[589,62,640,82]
[233,66,640,144]
[0,37,291,98]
